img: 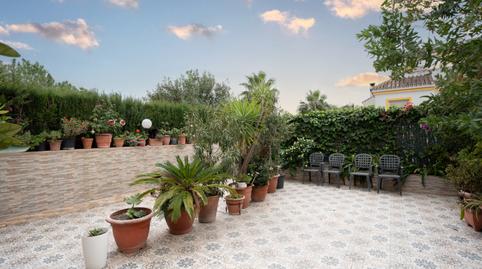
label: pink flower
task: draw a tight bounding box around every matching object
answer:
[107,119,115,126]
[119,119,126,126]
[135,129,141,133]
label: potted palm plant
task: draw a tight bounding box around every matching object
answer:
[460,194,482,231]
[81,227,108,269]
[105,194,154,253]
[132,156,233,235]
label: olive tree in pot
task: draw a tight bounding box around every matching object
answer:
[132,156,233,235]
[105,194,154,254]
[81,227,108,269]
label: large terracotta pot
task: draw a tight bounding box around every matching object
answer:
[48,140,62,151]
[178,134,187,145]
[148,138,163,146]
[236,185,252,209]
[252,185,269,202]
[165,210,194,235]
[198,195,220,223]
[81,137,93,149]
[464,208,482,232]
[225,195,245,215]
[161,135,170,145]
[137,139,146,147]
[113,137,124,147]
[105,207,153,254]
[268,175,279,193]
[95,133,112,148]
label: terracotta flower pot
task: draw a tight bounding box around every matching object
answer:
[178,134,187,145]
[251,185,269,202]
[161,135,170,145]
[48,140,62,151]
[464,208,482,232]
[148,138,162,146]
[95,133,112,148]
[268,175,279,193]
[137,139,146,147]
[105,207,153,254]
[225,195,245,215]
[198,195,220,223]
[165,210,194,235]
[236,185,252,209]
[81,137,93,149]
[113,137,124,147]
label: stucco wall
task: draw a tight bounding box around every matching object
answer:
[0,145,194,225]
[372,90,436,107]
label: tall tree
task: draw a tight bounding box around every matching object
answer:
[298,90,332,113]
[148,70,231,106]
[0,59,55,88]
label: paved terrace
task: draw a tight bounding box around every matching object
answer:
[1,176,481,269]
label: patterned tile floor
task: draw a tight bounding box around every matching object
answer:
[1,180,481,269]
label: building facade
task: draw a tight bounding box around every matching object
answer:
[362,74,437,109]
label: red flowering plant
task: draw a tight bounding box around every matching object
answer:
[90,102,125,134]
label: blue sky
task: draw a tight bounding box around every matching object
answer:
[0,0,388,112]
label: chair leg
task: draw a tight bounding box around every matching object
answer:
[398,178,402,196]
[349,175,353,189]
[302,171,305,184]
[336,174,340,188]
[366,176,371,192]
[376,176,381,193]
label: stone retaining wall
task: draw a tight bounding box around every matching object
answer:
[0,145,194,225]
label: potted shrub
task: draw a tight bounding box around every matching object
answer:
[61,117,88,150]
[112,119,126,147]
[251,166,269,202]
[460,195,482,232]
[113,132,125,148]
[47,130,63,151]
[81,127,95,149]
[159,129,170,145]
[81,227,108,269]
[225,193,245,215]
[148,133,163,146]
[233,174,254,209]
[33,131,49,151]
[267,165,280,193]
[277,172,286,189]
[136,129,147,147]
[105,194,154,253]
[90,102,123,148]
[178,129,187,145]
[198,187,224,223]
[132,156,232,235]
[169,128,180,145]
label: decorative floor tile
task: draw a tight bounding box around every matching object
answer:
[0,180,481,269]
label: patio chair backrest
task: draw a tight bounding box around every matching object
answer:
[309,152,324,167]
[355,154,372,169]
[329,153,345,168]
[380,155,401,172]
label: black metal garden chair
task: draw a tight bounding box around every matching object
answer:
[324,153,345,188]
[376,154,403,196]
[302,152,324,185]
[348,153,373,191]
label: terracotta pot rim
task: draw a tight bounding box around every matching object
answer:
[96,133,112,136]
[48,140,63,143]
[106,207,154,225]
[226,195,245,201]
[253,184,268,188]
[81,137,93,140]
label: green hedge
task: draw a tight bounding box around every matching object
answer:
[281,106,437,174]
[0,86,193,134]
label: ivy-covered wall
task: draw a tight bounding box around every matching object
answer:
[281,106,437,174]
[0,86,195,133]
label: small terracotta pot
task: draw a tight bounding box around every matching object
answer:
[161,135,170,145]
[236,185,252,209]
[137,139,146,147]
[81,137,93,149]
[178,134,187,145]
[464,208,482,232]
[165,210,194,235]
[95,133,112,148]
[198,195,220,223]
[48,140,62,151]
[225,195,245,215]
[251,185,269,202]
[148,138,163,146]
[268,175,279,193]
[105,207,153,254]
[113,137,124,147]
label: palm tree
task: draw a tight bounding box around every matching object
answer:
[298,90,332,113]
[240,71,278,104]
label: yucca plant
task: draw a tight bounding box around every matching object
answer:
[132,156,234,222]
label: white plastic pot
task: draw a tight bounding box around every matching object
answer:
[81,228,108,269]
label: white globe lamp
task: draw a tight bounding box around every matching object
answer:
[141,119,152,129]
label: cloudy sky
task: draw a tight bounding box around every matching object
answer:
[0,0,389,112]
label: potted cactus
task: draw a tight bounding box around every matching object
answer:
[81,227,108,269]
